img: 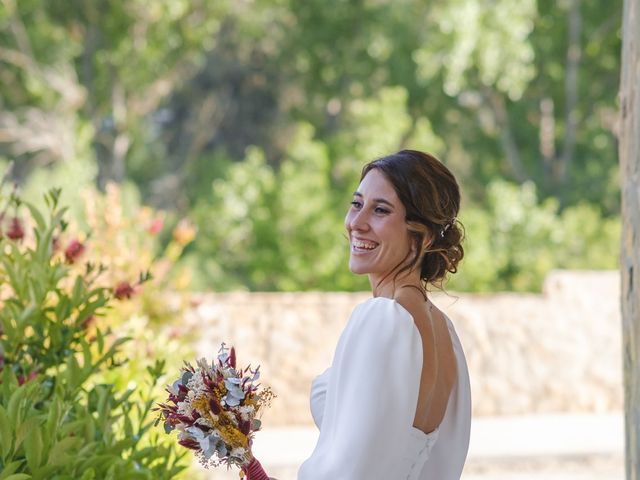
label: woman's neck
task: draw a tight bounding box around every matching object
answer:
[369,270,425,300]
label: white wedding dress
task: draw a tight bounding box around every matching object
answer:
[297,297,471,480]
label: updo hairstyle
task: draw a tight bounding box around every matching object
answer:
[360,149,465,293]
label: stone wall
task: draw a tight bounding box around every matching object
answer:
[181,270,622,426]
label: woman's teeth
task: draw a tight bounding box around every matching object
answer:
[352,240,378,250]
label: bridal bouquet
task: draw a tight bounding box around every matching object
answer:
[156,343,275,473]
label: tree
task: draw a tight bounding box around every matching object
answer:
[619,0,639,477]
[0,0,624,293]
[0,0,227,189]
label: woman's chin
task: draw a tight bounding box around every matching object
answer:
[348,260,370,275]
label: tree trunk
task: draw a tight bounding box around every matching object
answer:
[620,0,640,478]
[482,86,530,184]
[556,0,582,205]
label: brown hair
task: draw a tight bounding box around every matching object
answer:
[360,149,465,296]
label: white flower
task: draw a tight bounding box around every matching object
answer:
[238,405,255,421]
[195,415,216,428]
[230,447,247,460]
[186,367,209,398]
[176,399,193,417]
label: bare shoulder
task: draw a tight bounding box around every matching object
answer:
[392,288,430,328]
[393,288,439,378]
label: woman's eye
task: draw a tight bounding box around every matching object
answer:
[350,201,388,214]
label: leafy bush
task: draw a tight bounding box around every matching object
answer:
[450,179,620,292]
[188,138,368,292]
[0,188,188,479]
[74,182,196,324]
[187,139,620,294]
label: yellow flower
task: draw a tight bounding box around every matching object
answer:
[217,422,248,449]
[172,219,196,246]
[192,395,248,449]
[192,396,218,427]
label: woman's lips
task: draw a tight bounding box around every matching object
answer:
[351,239,379,255]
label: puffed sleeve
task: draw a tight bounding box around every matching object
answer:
[298,298,423,480]
[309,367,331,429]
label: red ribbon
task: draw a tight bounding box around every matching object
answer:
[242,457,270,480]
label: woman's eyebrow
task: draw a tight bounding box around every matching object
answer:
[353,192,395,208]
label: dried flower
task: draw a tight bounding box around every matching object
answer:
[156,343,275,471]
[64,239,86,263]
[6,217,24,240]
[229,347,236,369]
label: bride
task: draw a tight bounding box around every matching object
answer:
[244,150,472,480]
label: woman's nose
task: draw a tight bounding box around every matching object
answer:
[348,209,369,232]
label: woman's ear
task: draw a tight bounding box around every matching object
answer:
[422,232,435,251]
[411,235,432,259]
[410,239,418,254]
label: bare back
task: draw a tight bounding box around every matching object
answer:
[394,289,457,435]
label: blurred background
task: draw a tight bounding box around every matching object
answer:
[0,0,624,478]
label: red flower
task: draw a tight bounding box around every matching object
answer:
[147,218,163,235]
[6,217,24,240]
[229,346,236,369]
[178,438,200,450]
[64,239,85,263]
[209,398,221,415]
[81,315,95,329]
[239,419,251,435]
[17,371,37,386]
[113,281,135,300]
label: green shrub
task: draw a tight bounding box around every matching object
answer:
[188,147,620,293]
[0,188,188,479]
[449,179,620,292]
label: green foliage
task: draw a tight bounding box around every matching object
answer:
[0,188,189,478]
[187,123,367,292]
[0,0,623,293]
[275,124,354,290]
[429,0,537,100]
[189,147,279,290]
[450,179,620,292]
[187,86,620,293]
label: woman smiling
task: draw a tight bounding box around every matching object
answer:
[246,150,472,480]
